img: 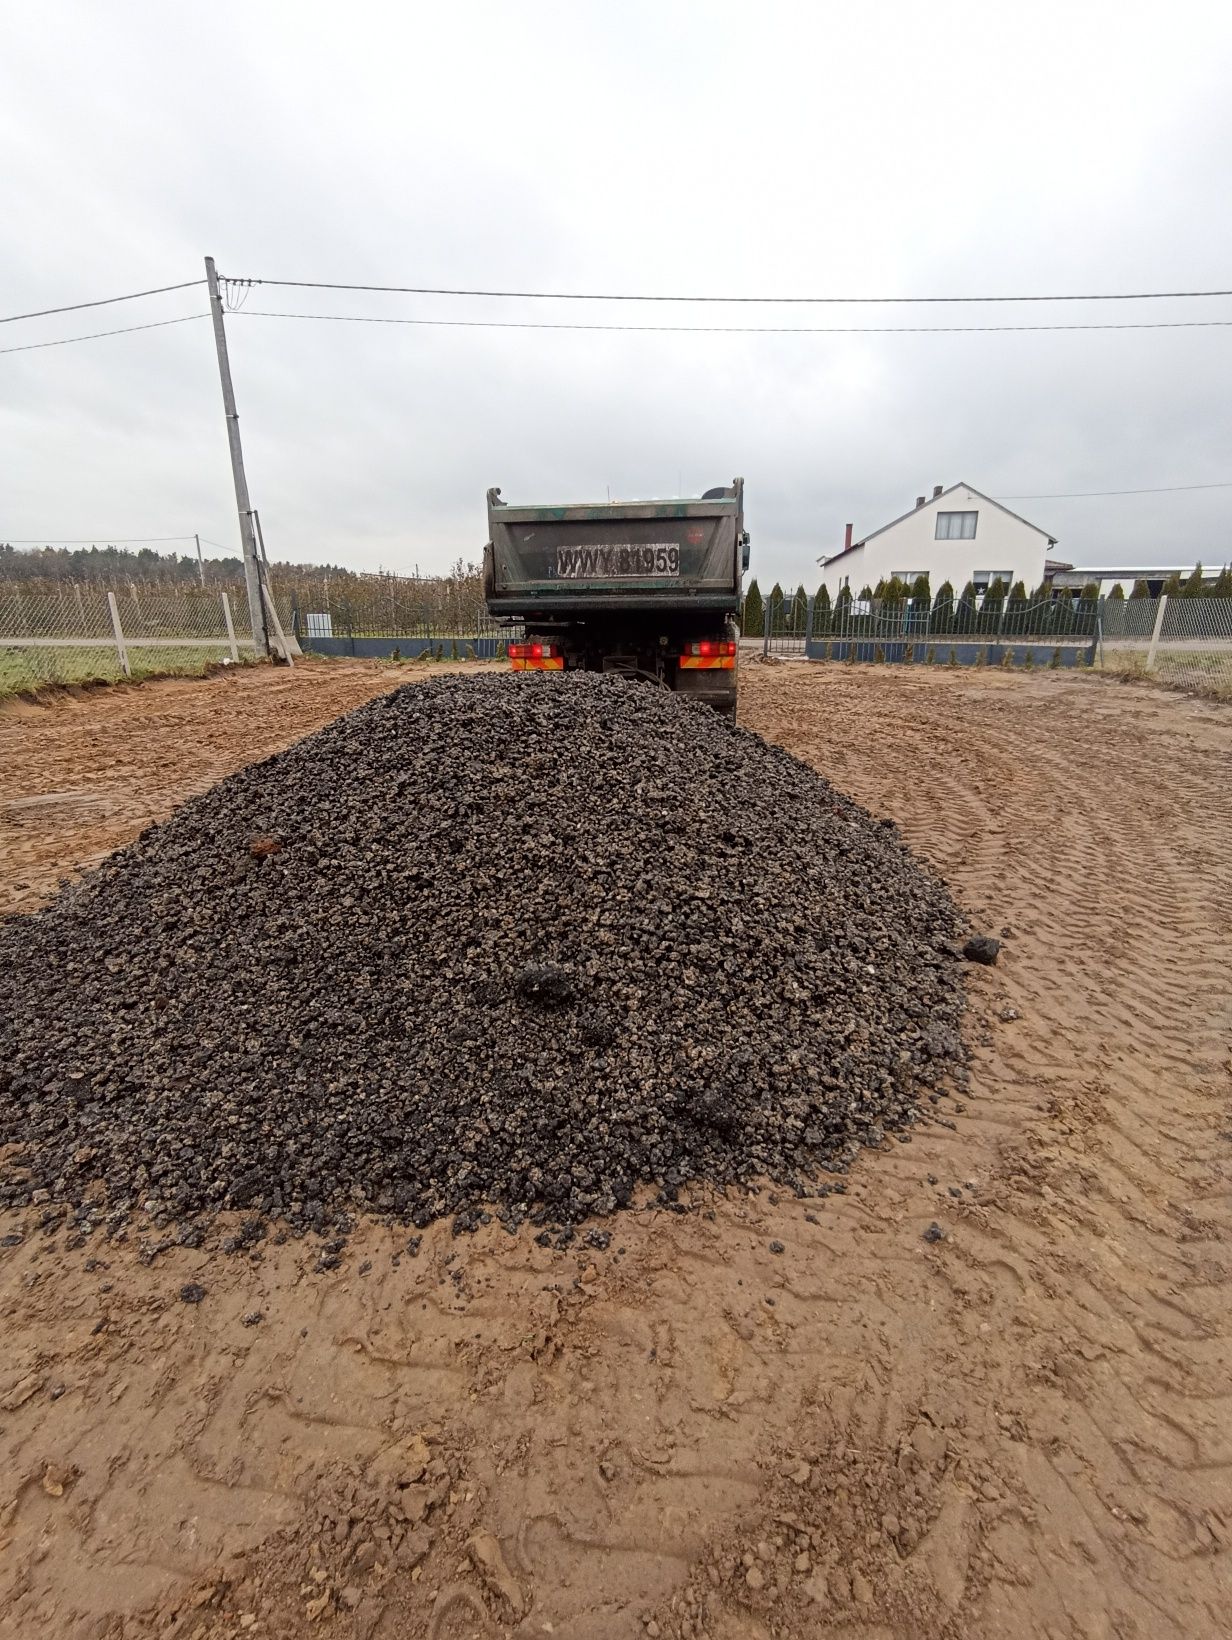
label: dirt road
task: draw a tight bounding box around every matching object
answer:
[1,661,1230,1638]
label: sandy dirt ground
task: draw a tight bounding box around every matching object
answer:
[1,659,1230,1640]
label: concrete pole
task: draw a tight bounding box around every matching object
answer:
[106,591,131,677]
[1146,593,1168,671]
[204,257,268,656]
[220,590,239,662]
[194,532,206,588]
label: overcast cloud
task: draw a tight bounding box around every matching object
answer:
[3,0,1231,587]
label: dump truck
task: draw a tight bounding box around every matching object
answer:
[483,479,750,718]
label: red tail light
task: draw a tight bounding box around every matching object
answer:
[509,641,564,671]
[679,638,737,671]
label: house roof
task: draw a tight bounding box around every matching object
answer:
[822,483,1057,566]
[819,538,865,569]
[1051,565,1213,583]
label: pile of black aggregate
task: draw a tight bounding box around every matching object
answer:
[0,673,968,1244]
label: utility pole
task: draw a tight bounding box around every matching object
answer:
[204,256,268,655]
[194,532,205,588]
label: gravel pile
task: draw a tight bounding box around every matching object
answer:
[0,673,967,1240]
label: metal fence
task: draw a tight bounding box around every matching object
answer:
[7,579,1228,703]
[767,595,1100,663]
[759,592,1232,699]
[0,582,289,695]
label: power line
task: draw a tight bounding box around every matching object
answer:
[0,313,210,355]
[999,481,1232,499]
[1,279,206,325]
[2,535,199,544]
[7,300,1231,356]
[235,308,1232,336]
[223,274,1232,306]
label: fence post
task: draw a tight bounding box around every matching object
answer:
[260,582,294,666]
[220,590,239,661]
[1145,594,1167,671]
[106,591,131,677]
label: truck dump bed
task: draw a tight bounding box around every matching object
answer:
[484,480,746,616]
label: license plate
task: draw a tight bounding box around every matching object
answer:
[555,543,680,579]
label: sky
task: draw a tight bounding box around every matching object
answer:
[3,0,1231,588]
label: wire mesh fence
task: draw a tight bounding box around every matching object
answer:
[285,570,487,640]
[0,571,520,694]
[5,576,1228,702]
[0,581,291,695]
[1098,595,1232,698]
[290,595,522,657]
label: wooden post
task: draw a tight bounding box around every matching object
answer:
[220,590,239,662]
[1146,594,1168,670]
[106,591,131,677]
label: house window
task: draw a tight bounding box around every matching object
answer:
[936,511,977,540]
[972,571,1013,598]
[891,571,928,583]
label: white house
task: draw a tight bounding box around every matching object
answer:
[819,483,1057,599]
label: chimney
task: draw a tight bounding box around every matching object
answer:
[843,522,853,552]
[933,484,944,499]
[915,495,926,509]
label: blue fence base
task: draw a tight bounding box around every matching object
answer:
[300,635,505,660]
[803,639,1096,668]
